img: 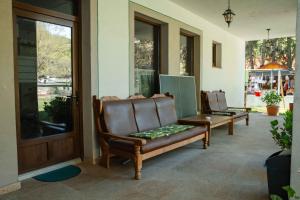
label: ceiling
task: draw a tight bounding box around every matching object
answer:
[170,0,297,41]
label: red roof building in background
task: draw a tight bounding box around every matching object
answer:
[258,63,288,70]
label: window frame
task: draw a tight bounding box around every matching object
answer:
[212,41,222,68]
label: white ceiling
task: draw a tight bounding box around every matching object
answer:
[170,0,297,41]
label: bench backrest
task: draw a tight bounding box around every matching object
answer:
[132,98,161,132]
[206,91,220,111]
[102,99,138,135]
[93,96,178,136]
[154,97,178,126]
[216,91,228,111]
[201,90,228,113]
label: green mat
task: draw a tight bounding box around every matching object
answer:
[33,165,81,182]
[130,124,195,139]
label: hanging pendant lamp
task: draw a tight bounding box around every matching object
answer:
[265,28,273,51]
[223,0,235,27]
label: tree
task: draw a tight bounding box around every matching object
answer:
[245,36,296,70]
[36,22,72,79]
[286,37,296,70]
[245,41,256,69]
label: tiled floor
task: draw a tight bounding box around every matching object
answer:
[1,113,280,200]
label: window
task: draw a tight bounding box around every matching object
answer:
[212,41,222,68]
[180,33,194,76]
[134,19,160,97]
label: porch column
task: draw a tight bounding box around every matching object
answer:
[0,0,20,194]
[270,70,273,89]
[277,70,281,95]
[291,0,300,192]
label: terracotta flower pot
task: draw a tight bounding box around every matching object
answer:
[267,105,280,116]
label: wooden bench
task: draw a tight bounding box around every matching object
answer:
[93,95,208,179]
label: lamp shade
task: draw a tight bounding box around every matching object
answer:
[223,8,235,27]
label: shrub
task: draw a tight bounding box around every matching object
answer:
[270,111,293,150]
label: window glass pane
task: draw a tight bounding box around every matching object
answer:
[180,34,193,76]
[17,0,78,16]
[134,20,160,97]
[213,43,217,67]
[17,17,73,139]
[212,42,222,68]
[180,35,188,76]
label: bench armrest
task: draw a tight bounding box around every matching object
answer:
[228,107,251,112]
[178,120,210,128]
[101,132,147,146]
[211,110,235,116]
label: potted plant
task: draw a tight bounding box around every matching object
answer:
[271,186,299,200]
[266,111,293,200]
[262,91,282,116]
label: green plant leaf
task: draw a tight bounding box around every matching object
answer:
[262,91,282,106]
[270,111,293,150]
[283,186,296,198]
[271,120,279,126]
[270,195,283,200]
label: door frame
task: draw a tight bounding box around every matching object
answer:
[12,1,83,174]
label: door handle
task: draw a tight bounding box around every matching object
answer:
[68,92,79,104]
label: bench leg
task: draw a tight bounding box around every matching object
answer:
[99,139,110,168]
[228,120,234,135]
[207,125,211,146]
[134,146,142,180]
[246,116,249,126]
[203,131,208,149]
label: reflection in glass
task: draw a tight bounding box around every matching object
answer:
[17,17,73,139]
[17,0,78,16]
[180,34,193,76]
[134,20,160,97]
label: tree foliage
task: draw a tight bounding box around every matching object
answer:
[245,37,296,70]
[36,22,72,78]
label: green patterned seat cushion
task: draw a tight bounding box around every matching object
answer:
[129,124,195,140]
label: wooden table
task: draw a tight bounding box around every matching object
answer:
[178,114,233,145]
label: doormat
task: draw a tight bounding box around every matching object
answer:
[33,165,81,182]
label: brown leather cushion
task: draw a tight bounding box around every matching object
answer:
[102,100,138,135]
[207,92,220,111]
[232,111,248,119]
[216,92,228,111]
[109,126,207,154]
[154,97,177,126]
[132,98,160,132]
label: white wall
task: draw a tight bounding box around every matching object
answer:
[98,0,245,106]
[0,0,19,189]
[291,0,300,192]
[98,0,130,98]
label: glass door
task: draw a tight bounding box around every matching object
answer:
[14,8,80,173]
